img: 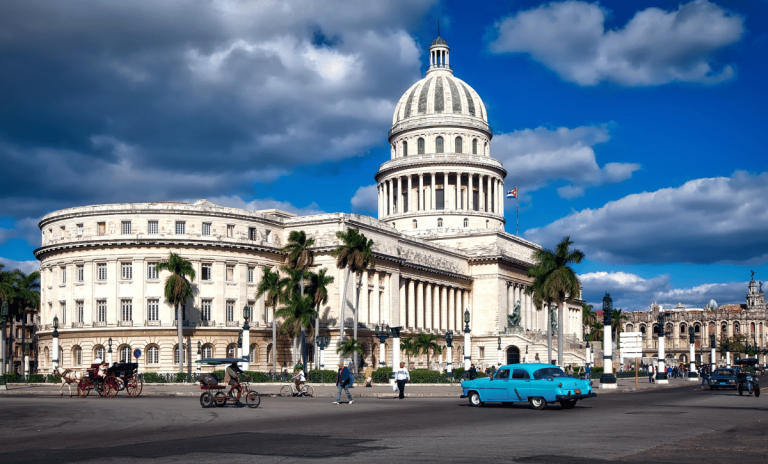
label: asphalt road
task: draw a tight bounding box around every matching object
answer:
[1,383,767,463]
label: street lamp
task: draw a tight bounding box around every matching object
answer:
[0,301,7,375]
[710,333,716,369]
[390,326,403,370]
[497,336,502,367]
[688,326,698,381]
[197,341,202,375]
[600,292,617,389]
[107,336,113,366]
[52,315,60,371]
[316,334,330,368]
[655,312,669,384]
[445,331,454,374]
[374,324,390,368]
[463,309,471,370]
[242,305,251,371]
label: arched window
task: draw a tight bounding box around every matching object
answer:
[267,343,274,365]
[694,324,701,333]
[44,347,50,366]
[472,139,478,154]
[436,136,444,153]
[94,345,105,362]
[119,345,131,363]
[403,141,408,157]
[640,325,646,334]
[463,218,468,227]
[626,324,634,332]
[227,343,237,358]
[734,322,740,334]
[174,344,187,364]
[485,220,489,229]
[72,346,82,366]
[147,345,159,364]
[418,137,425,154]
[412,219,417,229]
[249,344,257,363]
[202,344,213,359]
[455,136,463,153]
[484,142,488,156]
[437,218,443,227]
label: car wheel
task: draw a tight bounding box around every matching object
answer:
[559,399,577,409]
[755,385,760,398]
[530,397,547,410]
[709,386,714,390]
[738,384,743,396]
[468,391,483,407]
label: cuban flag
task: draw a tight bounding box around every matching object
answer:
[507,188,517,199]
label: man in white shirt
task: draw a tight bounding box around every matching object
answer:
[395,362,410,399]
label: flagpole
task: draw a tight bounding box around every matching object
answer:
[516,196,519,236]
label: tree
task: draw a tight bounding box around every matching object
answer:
[525,262,557,364]
[255,266,288,373]
[414,333,442,370]
[0,267,39,374]
[336,338,365,365]
[399,337,418,367]
[527,236,584,367]
[331,227,375,372]
[275,293,317,352]
[282,231,316,371]
[156,253,195,373]
[588,320,604,342]
[307,268,334,369]
[611,308,629,342]
[582,303,595,338]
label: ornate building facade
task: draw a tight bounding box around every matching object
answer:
[34,34,586,374]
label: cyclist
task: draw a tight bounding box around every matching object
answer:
[292,369,306,394]
[225,362,243,403]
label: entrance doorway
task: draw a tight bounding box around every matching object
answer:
[506,346,520,365]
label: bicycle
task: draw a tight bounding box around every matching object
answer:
[280,381,314,397]
[208,374,261,408]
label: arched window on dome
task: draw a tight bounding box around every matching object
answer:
[484,142,489,156]
[437,218,443,227]
[486,220,489,229]
[436,136,444,154]
[472,139,478,154]
[403,141,408,157]
[418,138,425,154]
[391,144,395,159]
[455,137,463,153]
[412,219,417,229]
[463,218,468,227]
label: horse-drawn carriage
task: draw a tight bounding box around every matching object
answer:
[76,362,143,398]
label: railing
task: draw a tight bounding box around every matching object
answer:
[118,321,133,327]
[226,321,240,327]
[200,320,216,327]
[173,320,191,327]
[146,320,161,326]
[70,322,84,328]
[94,321,106,327]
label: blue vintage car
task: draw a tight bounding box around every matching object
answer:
[461,363,596,409]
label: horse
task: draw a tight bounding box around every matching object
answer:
[53,366,84,397]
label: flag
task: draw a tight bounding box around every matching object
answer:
[507,188,517,199]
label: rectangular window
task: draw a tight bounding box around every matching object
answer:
[76,301,84,323]
[60,302,66,325]
[76,265,84,282]
[147,262,158,280]
[121,262,133,280]
[148,220,158,234]
[265,230,271,243]
[227,225,234,238]
[202,222,211,236]
[97,222,106,236]
[473,191,479,211]
[226,265,235,282]
[97,263,107,281]
[121,299,132,321]
[77,224,83,236]
[121,221,131,235]
[435,189,445,210]
[403,193,408,213]
[97,300,107,322]
[61,267,66,284]
[226,300,235,322]
[60,226,65,237]
[249,227,257,240]
[175,221,185,235]
[201,263,212,281]
[479,346,485,359]
[175,304,186,321]
[202,299,212,321]
[248,267,254,283]
[147,299,159,321]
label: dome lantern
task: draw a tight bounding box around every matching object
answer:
[428,21,452,75]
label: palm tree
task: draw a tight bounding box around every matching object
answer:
[399,336,418,368]
[307,268,334,369]
[582,303,595,331]
[156,253,195,373]
[589,320,604,342]
[13,269,40,374]
[525,264,557,364]
[414,333,442,370]
[336,338,365,366]
[256,266,288,373]
[611,308,629,342]
[331,227,375,372]
[527,236,584,367]
[275,293,317,359]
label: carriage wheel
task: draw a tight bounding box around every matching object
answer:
[755,384,761,398]
[300,385,314,397]
[126,375,143,397]
[77,381,90,398]
[104,376,119,398]
[280,385,292,397]
[200,392,214,408]
[95,381,105,397]
[246,391,261,408]
[214,392,227,407]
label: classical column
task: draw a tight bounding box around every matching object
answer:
[455,173,461,210]
[431,172,436,210]
[448,288,455,331]
[399,279,406,328]
[469,173,474,211]
[372,272,380,325]
[398,176,404,214]
[360,270,369,325]
[444,172,449,210]
[407,174,413,213]
[479,175,484,212]
[407,279,415,329]
[416,281,424,329]
[425,282,432,330]
[433,284,440,329]
[440,286,448,330]
[419,173,424,211]
[387,179,393,217]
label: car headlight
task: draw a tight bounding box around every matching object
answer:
[558,382,562,388]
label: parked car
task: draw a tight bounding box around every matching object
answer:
[709,368,738,390]
[460,363,596,410]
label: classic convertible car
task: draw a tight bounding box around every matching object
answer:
[709,368,738,390]
[461,363,596,410]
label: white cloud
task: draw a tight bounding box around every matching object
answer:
[350,184,379,213]
[0,257,39,275]
[0,218,40,247]
[489,0,744,86]
[493,124,640,199]
[526,171,768,265]
[203,195,325,217]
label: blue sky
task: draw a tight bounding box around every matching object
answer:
[1,0,766,311]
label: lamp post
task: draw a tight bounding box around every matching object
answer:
[688,326,698,381]
[497,336,502,367]
[463,309,471,370]
[107,336,113,366]
[391,326,402,373]
[656,313,669,384]
[1,300,8,375]
[600,293,617,389]
[316,334,330,369]
[374,324,390,368]
[725,339,731,366]
[445,331,454,374]
[710,333,716,370]
[585,338,591,372]
[242,305,251,371]
[196,341,202,375]
[237,330,243,362]
[524,344,529,363]
[52,315,60,371]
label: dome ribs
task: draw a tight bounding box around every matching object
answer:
[403,84,419,119]
[459,82,476,117]
[417,77,433,114]
[447,77,462,114]
[434,77,444,113]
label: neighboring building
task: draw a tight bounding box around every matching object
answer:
[622,274,767,364]
[34,34,586,374]
[2,309,39,374]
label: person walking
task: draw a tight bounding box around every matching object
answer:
[648,364,655,383]
[394,361,410,399]
[364,364,373,387]
[333,361,354,405]
[467,364,477,380]
[700,365,710,387]
[585,363,592,380]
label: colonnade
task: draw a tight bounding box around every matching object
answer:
[506,282,537,331]
[378,172,504,217]
[355,270,392,327]
[398,277,468,332]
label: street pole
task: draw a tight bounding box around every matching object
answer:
[710,333,716,371]
[688,327,698,381]
[374,325,390,368]
[242,306,251,372]
[600,293,617,389]
[196,341,201,376]
[463,309,471,370]
[391,327,402,383]
[52,316,60,372]
[497,336,502,367]
[634,356,638,389]
[107,337,113,366]
[446,330,454,374]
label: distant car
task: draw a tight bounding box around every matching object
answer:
[709,368,738,390]
[460,363,596,410]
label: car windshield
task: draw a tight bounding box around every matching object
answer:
[533,368,566,380]
[713,369,734,376]
[494,369,510,379]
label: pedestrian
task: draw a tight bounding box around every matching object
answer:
[700,365,710,387]
[468,363,477,380]
[333,361,354,405]
[648,364,655,383]
[585,363,592,380]
[364,364,373,387]
[394,361,410,399]
[534,353,540,362]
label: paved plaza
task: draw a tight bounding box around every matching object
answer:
[1,381,767,463]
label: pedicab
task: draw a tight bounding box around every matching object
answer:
[196,358,260,408]
[734,358,761,398]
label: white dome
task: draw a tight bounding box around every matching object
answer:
[392,72,488,125]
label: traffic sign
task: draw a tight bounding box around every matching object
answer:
[133,348,141,359]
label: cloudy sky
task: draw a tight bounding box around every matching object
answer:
[1,0,766,311]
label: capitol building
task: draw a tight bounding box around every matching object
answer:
[34,35,587,373]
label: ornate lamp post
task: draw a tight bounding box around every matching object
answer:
[107,336,113,366]
[725,339,731,366]
[316,334,330,369]
[52,315,60,371]
[445,331,454,373]
[585,338,591,371]
[463,308,471,370]
[497,336,503,367]
[600,293,617,389]
[1,300,8,375]
[391,326,403,372]
[237,330,243,362]
[374,324,390,368]
[688,326,698,381]
[656,313,669,384]
[710,333,716,370]
[242,305,251,371]
[196,341,202,375]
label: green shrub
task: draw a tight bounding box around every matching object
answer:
[27,374,45,383]
[452,367,465,379]
[2,373,21,383]
[242,371,274,383]
[141,372,163,383]
[308,369,338,383]
[372,367,392,383]
[47,374,62,383]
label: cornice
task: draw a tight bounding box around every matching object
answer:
[375,153,506,181]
